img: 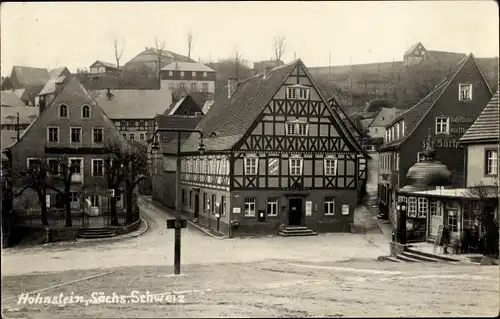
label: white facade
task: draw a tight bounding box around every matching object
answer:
[160,79,215,94]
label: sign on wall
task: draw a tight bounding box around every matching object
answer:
[421,139,462,149]
[305,201,312,216]
[233,207,241,214]
[342,204,349,215]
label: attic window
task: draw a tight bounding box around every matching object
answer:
[286,85,309,100]
[286,120,309,136]
[59,104,68,118]
[459,84,472,101]
[81,105,91,118]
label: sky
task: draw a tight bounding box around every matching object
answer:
[1,1,499,76]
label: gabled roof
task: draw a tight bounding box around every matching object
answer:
[1,91,26,107]
[1,130,19,152]
[37,76,67,96]
[124,47,195,67]
[404,42,424,56]
[379,54,492,151]
[1,106,39,125]
[90,60,117,69]
[7,77,127,150]
[91,89,173,120]
[427,51,467,64]
[460,90,499,143]
[19,85,45,103]
[166,59,366,155]
[49,67,70,78]
[161,62,214,72]
[11,66,50,87]
[368,108,405,128]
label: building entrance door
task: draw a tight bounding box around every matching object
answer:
[288,198,303,226]
[194,194,199,219]
[429,201,443,236]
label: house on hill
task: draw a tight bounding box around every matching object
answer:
[151,59,369,237]
[123,47,195,73]
[377,54,493,227]
[404,42,467,66]
[89,60,121,77]
[160,62,216,93]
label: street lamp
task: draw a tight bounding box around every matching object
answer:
[150,128,205,275]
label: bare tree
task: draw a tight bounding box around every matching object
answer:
[154,37,167,77]
[113,35,125,70]
[233,46,243,80]
[187,29,193,60]
[273,36,286,66]
[103,149,125,226]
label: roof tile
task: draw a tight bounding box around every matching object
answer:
[460,90,499,143]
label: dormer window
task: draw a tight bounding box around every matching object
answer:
[244,155,258,175]
[59,104,68,118]
[286,85,309,100]
[459,84,472,101]
[82,105,91,118]
[286,120,309,136]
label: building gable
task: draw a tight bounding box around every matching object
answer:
[237,61,364,154]
[8,77,126,162]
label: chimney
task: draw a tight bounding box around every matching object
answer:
[227,77,237,98]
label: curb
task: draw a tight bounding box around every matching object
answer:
[139,196,226,240]
[75,217,149,244]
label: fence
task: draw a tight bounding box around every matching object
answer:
[14,208,133,229]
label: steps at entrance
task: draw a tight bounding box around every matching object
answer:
[77,228,117,239]
[405,246,460,262]
[278,226,317,237]
[395,254,420,262]
[400,251,440,262]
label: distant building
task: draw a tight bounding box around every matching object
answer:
[91,88,174,143]
[254,60,284,74]
[404,42,467,67]
[367,108,405,140]
[160,62,216,94]
[1,91,26,108]
[37,76,69,112]
[9,66,50,90]
[123,47,195,73]
[49,67,71,78]
[89,60,121,77]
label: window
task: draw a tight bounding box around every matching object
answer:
[435,117,449,135]
[221,196,226,217]
[90,195,100,207]
[26,158,39,170]
[168,71,173,76]
[70,158,82,175]
[203,193,207,211]
[324,196,335,215]
[92,159,104,177]
[180,71,185,77]
[429,200,438,217]
[417,152,425,163]
[47,159,59,175]
[211,194,216,213]
[268,158,279,175]
[417,198,428,218]
[395,123,400,139]
[129,133,135,140]
[139,133,145,140]
[286,121,309,136]
[289,156,303,176]
[70,192,80,209]
[244,156,258,175]
[385,130,389,142]
[192,71,196,77]
[122,133,127,139]
[59,104,68,118]
[203,72,207,77]
[121,120,127,127]
[47,127,59,143]
[485,150,498,175]
[401,121,405,136]
[202,83,208,92]
[459,84,472,101]
[324,156,338,176]
[93,128,103,143]
[286,85,310,100]
[244,197,256,217]
[180,82,186,91]
[70,127,82,143]
[408,197,417,217]
[267,197,278,217]
[191,83,197,92]
[81,105,91,118]
[448,210,459,232]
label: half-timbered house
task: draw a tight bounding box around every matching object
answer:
[158,59,368,237]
